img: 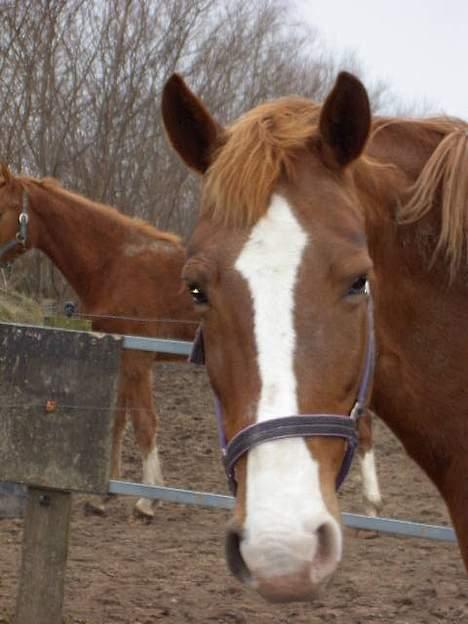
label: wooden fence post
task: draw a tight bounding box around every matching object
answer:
[16,489,72,624]
[0,321,121,624]
[0,307,91,520]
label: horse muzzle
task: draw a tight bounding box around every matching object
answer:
[225,512,342,602]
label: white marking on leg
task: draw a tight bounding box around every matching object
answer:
[359,449,382,515]
[142,446,164,485]
[235,194,341,580]
[135,446,164,517]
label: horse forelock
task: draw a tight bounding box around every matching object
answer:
[202,97,321,229]
[203,98,468,279]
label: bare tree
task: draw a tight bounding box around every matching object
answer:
[0,0,395,299]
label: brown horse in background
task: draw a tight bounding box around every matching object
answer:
[0,166,383,520]
[0,167,196,517]
[162,71,468,601]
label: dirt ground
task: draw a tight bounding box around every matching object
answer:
[0,361,467,624]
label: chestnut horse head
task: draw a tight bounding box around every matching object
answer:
[163,72,374,601]
[0,164,31,263]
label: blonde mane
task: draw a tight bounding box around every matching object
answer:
[202,97,321,228]
[202,96,468,276]
[371,117,468,279]
[202,97,468,277]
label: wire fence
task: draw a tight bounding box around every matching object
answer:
[0,321,458,544]
[120,334,456,543]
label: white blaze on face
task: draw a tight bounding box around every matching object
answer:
[235,194,342,581]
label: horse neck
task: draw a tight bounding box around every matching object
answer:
[358,121,468,486]
[361,118,464,290]
[26,183,127,304]
[358,125,427,282]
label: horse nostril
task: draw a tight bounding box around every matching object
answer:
[225,525,252,584]
[308,519,342,584]
[317,523,335,561]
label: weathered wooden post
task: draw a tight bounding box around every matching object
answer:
[0,301,92,519]
[0,321,121,624]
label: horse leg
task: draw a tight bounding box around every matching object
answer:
[127,353,164,518]
[111,368,129,480]
[357,410,383,516]
[85,362,128,515]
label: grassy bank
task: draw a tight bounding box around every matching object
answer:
[0,289,43,325]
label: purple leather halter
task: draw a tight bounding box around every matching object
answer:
[0,191,29,262]
[189,294,375,495]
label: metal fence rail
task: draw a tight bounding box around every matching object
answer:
[3,326,454,544]
[108,481,456,543]
[117,334,457,543]
[122,335,192,356]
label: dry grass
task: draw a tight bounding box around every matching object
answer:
[0,288,43,325]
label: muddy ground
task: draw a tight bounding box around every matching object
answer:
[0,362,466,623]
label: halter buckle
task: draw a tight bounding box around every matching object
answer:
[350,402,366,421]
[16,202,29,246]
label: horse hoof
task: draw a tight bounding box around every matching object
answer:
[360,529,380,540]
[365,500,384,518]
[135,498,155,518]
[351,528,380,540]
[84,500,106,516]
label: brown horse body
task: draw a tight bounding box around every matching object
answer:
[363,119,468,568]
[0,172,196,516]
[162,73,468,600]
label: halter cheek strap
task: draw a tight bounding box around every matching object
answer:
[189,296,375,495]
[0,191,29,262]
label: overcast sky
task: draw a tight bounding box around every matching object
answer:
[296,0,468,118]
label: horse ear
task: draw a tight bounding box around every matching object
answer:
[319,72,371,169]
[0,162,12,183]
[161,74,223,174]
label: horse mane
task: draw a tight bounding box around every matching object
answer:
[19,175,181,245]
[202,96,468,280]
[202,97,321,228]
[371,117,468,279]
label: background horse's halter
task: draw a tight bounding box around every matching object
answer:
[190,289,375,494]
[0,190,29,262]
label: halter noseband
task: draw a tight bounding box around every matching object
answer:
[189,293,375,495]
[0,190,29,262]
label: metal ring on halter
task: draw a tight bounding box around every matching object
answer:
[0,190,29,258]
[17,202,29,244]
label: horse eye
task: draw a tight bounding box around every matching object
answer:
[188,283,209,305]
[348,275,369,297]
